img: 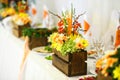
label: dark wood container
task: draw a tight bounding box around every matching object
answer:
[12,23,30,37]
[29,37,48,49]
[96,71,112,80]
[52,49,87,77]
[53,49,87,62]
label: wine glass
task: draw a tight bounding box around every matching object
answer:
[86,38,105,75]
[91,38,105,59]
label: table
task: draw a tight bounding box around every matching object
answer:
[22,50,96,80]
[0,21,24,80]
[0,17,95,80]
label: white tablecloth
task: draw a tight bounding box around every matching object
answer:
[22,52,80,80]
[0,19,95,80]
[0,22,24,80]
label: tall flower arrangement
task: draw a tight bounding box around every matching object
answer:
[96,48,120,80]
[48,6,89,55]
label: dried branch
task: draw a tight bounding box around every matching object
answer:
[48,10,62,20]
[73,11,86,25]
[75,11,86,21]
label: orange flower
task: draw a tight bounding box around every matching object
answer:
[75,42,84,49]
[96,50,118,77]
[58,20,64,27]
[53,35,59,42]
[67,17,72,35]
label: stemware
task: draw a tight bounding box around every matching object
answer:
[91,38,105,59]
[86,38,105,75]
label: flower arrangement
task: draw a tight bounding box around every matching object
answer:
[96,47,120,80]
[0,8,16,18]
[17,0,28,13]
[12,12,31,25]
[48,6,89,55]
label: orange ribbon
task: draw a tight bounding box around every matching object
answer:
[115,26,120,48]
[18,36,30,80]
[84,20,90,34]
[32,8,37,15]
[43,9,48,19]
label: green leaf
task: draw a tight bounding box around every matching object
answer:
[22,28,56,38]
[22,28,35,37]
[45,55,52,60]
[61,39,76,55]
[44,46,52,52]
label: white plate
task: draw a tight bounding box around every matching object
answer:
[32,47,53,56]
[87,50,97,58]
[78,75,96,80]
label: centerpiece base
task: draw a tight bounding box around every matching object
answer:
[12,23,30,37]
[29,37,48,49]
[96,71,112,80]
[52,49,87,77]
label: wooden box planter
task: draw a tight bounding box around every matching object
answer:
[96,71,112,80]
[29,37,48,49]
[12,23,30,37]
[22,28,57,49]
[52,49,87,77]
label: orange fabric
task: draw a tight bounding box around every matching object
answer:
[43,10,48,19]
[115,28,120,48]
[18,36,30,80]
[84,20,90,34]
[32,8,37,15]
[67,17,72,35]
[21,36,30,68]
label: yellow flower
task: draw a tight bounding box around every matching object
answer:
[113,65,120,80]
[1,8,16,17]
[12,13,31,25]
[80,39,89,48]
[74,37,89,49]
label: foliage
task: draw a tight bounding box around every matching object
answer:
[61,38,76,55]
[44,46,52,52]
[22,27,57,38]
[45,55,52,60]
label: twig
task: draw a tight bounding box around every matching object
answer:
[75,11,86,21]
[48,10,62,19]
[73,11,86,25]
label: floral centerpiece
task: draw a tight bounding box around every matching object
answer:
[49,6,89,76]
[48,9,88,55]
[17,0,28,13]
[0,8,16,18]
[96,47,120,80]
[12,12,31,37]
[12,12,31,25]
